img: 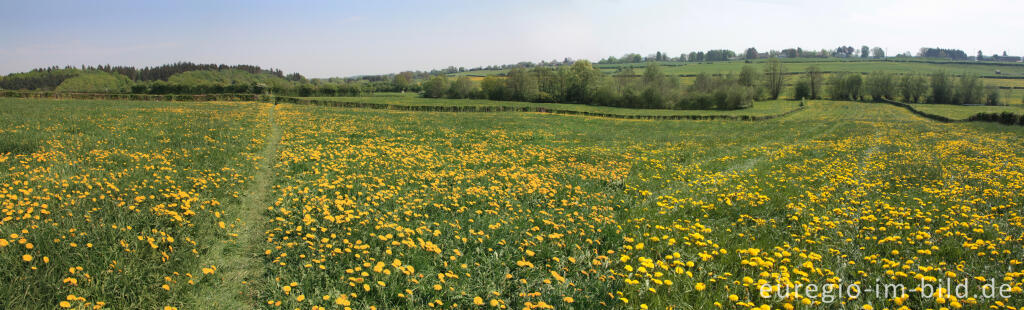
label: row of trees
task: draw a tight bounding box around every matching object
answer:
[596,45,896,64]
[596,49,739,64]
[0,63,304,92]
[418,60,793,110]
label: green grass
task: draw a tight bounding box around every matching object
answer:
[0,98,269,309]
[2,98,1023,309]
[908,103,1024,120]
[254,100,1024,309]
[300,93,802,117]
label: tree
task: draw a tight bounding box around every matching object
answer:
[781,48,798,58]
[705,50,736,61]
[745,48,759,60]
[805,66,823,99]
[738,65,758,87]
[763,58,785,99]
[929,71,953,104]
[566,60,602,104]
[421,75,449,98]
[447,76,475,99]
[533,66,567,102]
[898,74,928,103]
[864,71,895,101]
[871,47,885,58]
[861,46,870,58]
[637,63,679,109]
[506,68,538,101]
[954,74,984,105]
[481,76,508,100]
[392,71,413,91]
[985,88,1001,106]
[828,73,863,100]
[793,79,811,100]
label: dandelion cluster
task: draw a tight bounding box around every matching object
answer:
[0,100,268,309]
[2,99,1022,309]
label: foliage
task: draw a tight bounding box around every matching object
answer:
[805,65,823,99]
[446,76,477,99]
[864,71,896,101]
[0,67,79,90]
[421,76,450,98]
[954,74,985,105]
[763,58,785,100]
[793,78,811,100]
[898,74,929,103]
[929,71,954,104]
[986,88,1002,106]
[828,72,863,100]
[54,71,133,93]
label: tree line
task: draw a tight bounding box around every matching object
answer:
[0,62,300,91]
[416,59,803,110]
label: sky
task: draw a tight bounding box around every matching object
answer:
[1,0,1022,78]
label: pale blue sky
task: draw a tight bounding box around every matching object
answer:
[1,0,1021,77]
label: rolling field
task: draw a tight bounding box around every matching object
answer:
[0,99,271,309]
[908,103,1024,120]
[2,98,1024,309]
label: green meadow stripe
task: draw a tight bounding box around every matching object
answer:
[276,96,806,121]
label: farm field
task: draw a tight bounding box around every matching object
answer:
[1,98,1024,309]
[908,103,1024,120]
[0,99,271,309]
[299,93,802,117]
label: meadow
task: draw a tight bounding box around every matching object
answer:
[908,103,1024,120]
[0,99,271,309]
[1,97,1023,309]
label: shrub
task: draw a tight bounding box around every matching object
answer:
[421,76,449,98]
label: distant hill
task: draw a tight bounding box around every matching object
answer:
[55,71,133,93]
[167,69,292,89]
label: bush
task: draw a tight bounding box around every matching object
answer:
[421,76,449,98]
[678,83,752,110]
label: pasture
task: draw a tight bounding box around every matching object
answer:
[1,98,1023,309]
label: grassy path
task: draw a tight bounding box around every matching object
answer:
[192,103,281,309]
